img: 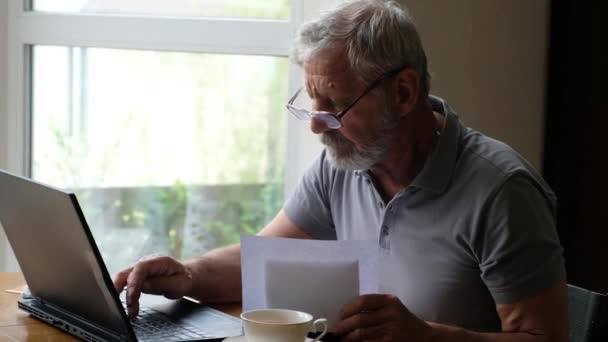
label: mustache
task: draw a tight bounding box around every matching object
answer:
[321,130,350,146]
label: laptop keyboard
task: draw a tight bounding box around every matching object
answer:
[124,302,213,341]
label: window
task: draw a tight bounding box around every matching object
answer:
[32,46,287,273]
[34,0,289,19]
[3,0,327,274]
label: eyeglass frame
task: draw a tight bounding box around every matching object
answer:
[285,65,409,129]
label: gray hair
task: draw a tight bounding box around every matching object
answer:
[292,0,430,96]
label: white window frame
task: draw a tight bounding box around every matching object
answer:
[1,0,336,271]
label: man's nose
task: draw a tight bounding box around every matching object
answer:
[310,116,332,134]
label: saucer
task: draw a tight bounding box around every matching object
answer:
[223,336,315,342]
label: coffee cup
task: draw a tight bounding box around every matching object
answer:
[240,308,328,342]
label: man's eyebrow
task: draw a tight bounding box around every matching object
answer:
[331,92,354,104]
[304,81,353,103]
[304,81,315,98]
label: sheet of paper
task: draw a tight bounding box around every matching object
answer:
[241,236,378,330]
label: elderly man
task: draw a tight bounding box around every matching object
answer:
[114,1,568,341]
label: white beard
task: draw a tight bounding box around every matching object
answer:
[321,111,400,170]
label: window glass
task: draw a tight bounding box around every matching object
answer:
[33,0,289,20]
[32,46,288,274]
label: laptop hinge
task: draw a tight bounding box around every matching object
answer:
[19,297,131,342]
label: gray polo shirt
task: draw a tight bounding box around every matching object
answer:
[283,96,565,332]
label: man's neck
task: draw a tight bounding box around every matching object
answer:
[370,102,442,200]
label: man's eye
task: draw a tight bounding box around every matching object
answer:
[321,102,336,111]
[311,96,350,112]
[334,100,353,111]
[337,101,351,108]
[312,99,336,112]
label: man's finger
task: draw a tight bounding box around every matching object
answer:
[124,256,185,318]
[113,267,132,293]
[125,261,154,318]
[339,294,396,320]
[340,324,386,342]
[335,310,389,337]
[140,276,187,299]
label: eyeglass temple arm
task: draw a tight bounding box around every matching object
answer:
[287,87,303,105]
[336,67,406,119]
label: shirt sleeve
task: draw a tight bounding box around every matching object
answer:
[475,174,566,304]
[283,151,337,240]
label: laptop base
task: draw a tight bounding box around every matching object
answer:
[19,296,126,342]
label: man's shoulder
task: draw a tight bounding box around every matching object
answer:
[453,128,554,201]
[459,128,539,179]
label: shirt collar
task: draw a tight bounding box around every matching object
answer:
[410,95,462,193]
[356,95,462,194]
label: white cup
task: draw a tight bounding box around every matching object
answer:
[240,308,328,342]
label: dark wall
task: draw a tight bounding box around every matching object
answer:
[543,0,608,292]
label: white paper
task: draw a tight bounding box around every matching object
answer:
[241,236,378,330]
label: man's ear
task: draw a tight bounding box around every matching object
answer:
[394,68,420,115]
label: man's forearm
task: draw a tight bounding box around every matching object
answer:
[185,243,242,303]
[427,322,561,342]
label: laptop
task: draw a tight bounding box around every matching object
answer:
[0,169,243,341]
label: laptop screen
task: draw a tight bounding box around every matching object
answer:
[0,170,135,338]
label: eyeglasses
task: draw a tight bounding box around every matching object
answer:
[286,65,407,129]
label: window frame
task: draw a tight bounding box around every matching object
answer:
[1,0,332,271]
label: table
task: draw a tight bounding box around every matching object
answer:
[0,273,241,341]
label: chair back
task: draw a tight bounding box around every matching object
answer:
[568,284,608,342]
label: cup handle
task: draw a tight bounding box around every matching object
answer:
[310,318,328,342]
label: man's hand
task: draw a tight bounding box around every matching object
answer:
[335,294,433,342]
[113,255,194,319]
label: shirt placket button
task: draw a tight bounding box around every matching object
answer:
[379,225,390,250]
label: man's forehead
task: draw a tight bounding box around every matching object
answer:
[303,46,351,77]
[303,46,362,92]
